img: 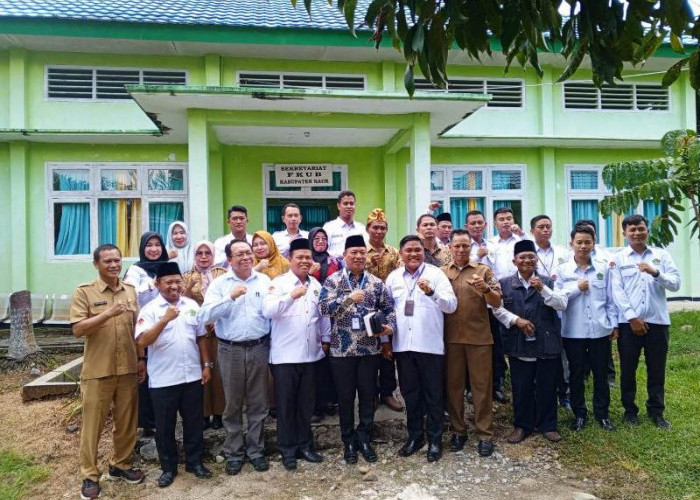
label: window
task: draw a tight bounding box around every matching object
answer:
[430,165,526,233]
[563,82,669,111]
[414,78,524,108]
[46,66,187,101]
[237,72,366,90]
[47,163,187,259]
[566,166,663,247]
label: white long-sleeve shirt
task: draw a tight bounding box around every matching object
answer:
[385,263,457,355]
[262,270,330,364]
[213,232,253,268]
[492,273,568,328]
[272,229,309,259]
[555,258,618,339]
[198,269,271,341]
[322,218,368,258]
[535,243,569,279]
[610,246,680,325]
[123,264,159,307]
[487,233,532,280]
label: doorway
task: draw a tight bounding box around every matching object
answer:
[266,198,338,233]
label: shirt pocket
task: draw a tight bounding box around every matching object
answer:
[621,267,637,279]
[591,281,607,299]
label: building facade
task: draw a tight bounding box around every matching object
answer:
[1,0,698,298]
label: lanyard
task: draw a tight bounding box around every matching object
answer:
[343,268,366,292]
[404,265,425,298]
[537,249,554,277]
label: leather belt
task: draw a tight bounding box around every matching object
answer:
[217,334,270,348]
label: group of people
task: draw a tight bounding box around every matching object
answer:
[69,189,681,500]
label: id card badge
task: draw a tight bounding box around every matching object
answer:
[351,316,362,331]
[404,299,415,317]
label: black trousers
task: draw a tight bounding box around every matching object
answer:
[564,336,611,420]
[617,323,669,418]
[315,355,337,412]
[378,356,398,398]
[138,373,155,429]
[330,355,379,445]
[396,351,444,443]
[557,351,570,400]
[489,310,507,387]
[509,356,559,433]
[150,380,204,473]
[271,362,316,458]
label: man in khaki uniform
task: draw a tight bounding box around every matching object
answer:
[70,244,145,500]
[442,230,501,458]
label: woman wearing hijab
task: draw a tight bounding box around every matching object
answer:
[309,227,341,284]
[124,231,170,438]
[167,221,195,273]
[308,227,341,421]
[252,230,289,279]
[183,241,227,430]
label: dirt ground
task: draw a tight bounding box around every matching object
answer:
[0,356,602,500]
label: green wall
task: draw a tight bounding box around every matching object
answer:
[0,52,8,129]
[0,143,10,285]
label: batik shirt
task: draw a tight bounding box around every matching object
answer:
[319,269,397,357]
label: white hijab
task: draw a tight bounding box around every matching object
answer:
[166,221,194,273]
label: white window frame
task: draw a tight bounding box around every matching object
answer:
[46,162,188,261]
[414,77,525,108]
[429,164,527,232]
[44,65,189,102]
[261,164,348,231]
[561,81,671,113]
[235,71,367,90]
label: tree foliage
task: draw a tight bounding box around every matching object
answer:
[600,130,700,246]
[297,0,697,95]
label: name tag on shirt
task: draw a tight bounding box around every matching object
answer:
[404,299,415,317]
[351,316,362,330]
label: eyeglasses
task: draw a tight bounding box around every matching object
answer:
[232,251,253,258]
[515,255,537,261]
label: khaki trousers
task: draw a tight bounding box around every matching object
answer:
[202,336,226,417]
[80,374,138,481]
[446,343,493,440]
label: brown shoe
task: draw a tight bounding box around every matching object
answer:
[506,427,531,444]
[382,395,404,412]
[542,431,562,442]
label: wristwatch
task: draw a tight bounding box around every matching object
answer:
[203,362,215,369]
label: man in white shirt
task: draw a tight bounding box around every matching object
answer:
[385,235,457,463]
[323,190,367,258]
[611,214,681,429]
[272,203,309,259]
[135,262,212,488]
[555,225,618,432]
[465,210,494,266]
[198,239,272,475]
[488,207,530,280]
[262,238,330,471]
[213,205,254,267]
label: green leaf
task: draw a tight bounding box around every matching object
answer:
[662,57,690,87]
[364,0,385,27]
[557,40,588,82]
[404,64,415,97]
[343,0,358,36]
[670,33,686,54]
[688,51,700,91]
[412,23,425,53]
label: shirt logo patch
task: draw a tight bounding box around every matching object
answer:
[652,258,661,265]
[558,257,566,264]
[596,272,604,280]
[314,290,319,296]
[93,300,108,306]
[188,309,196,317]
[609,261,616,268]
[138,317,145,324]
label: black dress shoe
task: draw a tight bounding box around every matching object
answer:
[211,415,223,430]
[448,434,467,452]
[466,391,473,404]
[185,464,212,479]
[225,459,244,476]
[477,440,494,457]
[281,456,297,471]
[203,417,211,430]
[572,416,587,432]
[343,443,358,464]
[298,449,323,463]
[651,415,671,430]
[623,413,640,426]
[157,471,176,488]
[493,388,509,404]
[359,441,377,463]
[268,408,278,419]
[250,456,269,472]
[597,418,616,431]
[398,437,425,457]
[310,412,323,424]
[426,441,442,462]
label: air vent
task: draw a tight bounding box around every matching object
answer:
[414,78,523,108]
[564,82,669,111]
[238,72,365,90]
[46,66,187,100]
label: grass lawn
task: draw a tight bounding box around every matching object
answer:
[0,450,49,500]
[557,311,700,500]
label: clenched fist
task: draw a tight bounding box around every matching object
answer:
[230,285,247,300]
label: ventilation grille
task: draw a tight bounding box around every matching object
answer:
[47,66,187,100]
[414,78,524,108]
[237,72,365,90]
[564,82,669,111]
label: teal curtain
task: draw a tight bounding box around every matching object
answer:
[54,173,90,255]
[450,198,484,229]
[98,199,118,245]
[572,200,600,243]
[643,200,664,223]
[301,206,330,231]
[267,205,284,233]
[492,200,522,236]
[149,202,184,241]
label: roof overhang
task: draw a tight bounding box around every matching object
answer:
[128,85,490,146]
[436,135,659,149]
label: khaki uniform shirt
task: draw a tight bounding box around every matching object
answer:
[442,260,500,345]
[366,243,400,281]
[70,278,139,380]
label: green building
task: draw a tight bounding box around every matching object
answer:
[1,0,698,298]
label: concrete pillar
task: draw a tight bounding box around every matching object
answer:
[9,141,28,290]
[540,147,557,229]
[408,113,431,231]
[187,109,210,242]
[383,152,398,244]
[382,61,395,91]
[539,68,554,136]
[9,48,27,129]
[204,55,222,87]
